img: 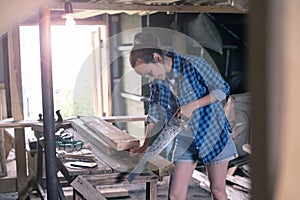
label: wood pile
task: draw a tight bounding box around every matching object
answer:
[71,116,175,177]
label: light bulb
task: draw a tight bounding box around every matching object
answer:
[65,13,76,26]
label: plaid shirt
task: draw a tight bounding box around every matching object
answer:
[147,52,232,164]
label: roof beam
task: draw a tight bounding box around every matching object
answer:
[50,2,247,14]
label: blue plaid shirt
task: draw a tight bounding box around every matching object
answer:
[147,52,232,164]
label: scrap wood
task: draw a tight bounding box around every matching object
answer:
[70,175,106,200]
[232,184,250,193]
[79,116,140,151]
[242,144,252,154]
[97,187,129,198]
[227,165,238,176]
[192,170,251,200]
[241,164,251,177]
[226,174,251,190]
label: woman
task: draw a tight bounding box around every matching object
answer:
[129,32,238,200]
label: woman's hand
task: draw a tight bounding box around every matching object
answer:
[178,101,198,121]
[130,144,148,155]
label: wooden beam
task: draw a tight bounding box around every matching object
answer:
[0,177,17,193]
[79,116,140,151]
[98,187,129,198]
[7,23,30,199]
[100,115,147,123]
[0,118,39,129]
[70,175,106,200]
[147,155,175,177]
[50,2,247,14]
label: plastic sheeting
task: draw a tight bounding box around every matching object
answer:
[225,92,251,156]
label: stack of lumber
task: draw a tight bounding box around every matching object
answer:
[71,116,175,177]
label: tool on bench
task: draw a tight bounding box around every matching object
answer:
[37,109,63,122]
[56,110,63,122]
[56,130,84,153]
[127,108,192,183]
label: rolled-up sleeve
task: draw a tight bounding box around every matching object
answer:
[190,57,230,101]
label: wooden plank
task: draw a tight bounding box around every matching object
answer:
[50,2,248,14]
[227,165,238,176]
[0,118,40,129]
[60,158,113,177]
[83,172,157,185]
[72,118,174,177]
[71,118,116,155]
[0,87,7,176]
[89,141,136,173]
[31,120,72,133]
[226,175,251,190]
[3,129,14,158]
[98,187,129,198]
[0,177,17,192]
[8,24,30,198]
[97,27,105,116]
[70,122,136,172]
[0,85,7,119]
[147,155,175,177]
[70,175,106,200]
[100,115,147,123]
[80,116,140,151]
[242,144,252,154]
[146,181,157,200]
[0,119,70,132]
[0,129,7,177]
[104,15,112,116]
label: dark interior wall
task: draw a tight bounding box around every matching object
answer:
[142,12,249,94]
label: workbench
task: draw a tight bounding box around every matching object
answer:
[31,117,174,200]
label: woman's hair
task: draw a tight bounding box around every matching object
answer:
[129,32,164,68]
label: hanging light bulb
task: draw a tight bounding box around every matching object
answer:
[64,1,76,26]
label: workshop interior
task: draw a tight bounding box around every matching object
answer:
[0,0,299,200]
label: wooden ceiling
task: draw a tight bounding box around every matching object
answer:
[50,0,249,19]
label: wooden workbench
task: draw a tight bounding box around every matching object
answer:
[31,117,174,200]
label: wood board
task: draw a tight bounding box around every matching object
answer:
[77,116,140,151]
[0,86,7,177]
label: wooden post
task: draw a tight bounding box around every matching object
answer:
[39,4,59,200]
[7,23,29,199]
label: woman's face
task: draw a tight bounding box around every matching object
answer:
[134,59,167,81]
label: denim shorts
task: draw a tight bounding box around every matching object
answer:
[172,127,238,166]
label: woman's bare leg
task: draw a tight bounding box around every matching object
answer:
[168,162,197,200]
[206,162,228,200]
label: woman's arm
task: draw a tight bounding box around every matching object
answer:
[130,122,159,153]
[179,93,217,119]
